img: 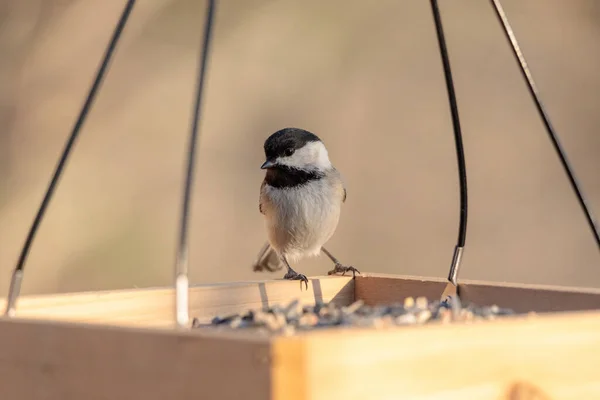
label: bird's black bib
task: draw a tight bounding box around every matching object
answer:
[264,166,324,189]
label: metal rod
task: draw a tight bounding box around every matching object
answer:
[3,0,136,317]
[489,0,600,250]
[174,0,217,328]
[430,0,469,286]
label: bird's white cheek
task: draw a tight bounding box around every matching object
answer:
[276,141,332,170]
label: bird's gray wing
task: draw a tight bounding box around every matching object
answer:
[259,179,266,214]
[335,167,346,203]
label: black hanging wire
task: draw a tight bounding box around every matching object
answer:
[489,0,600,250]
[4,0,136,317]
[173,0,217,328]
[430,0,469,293]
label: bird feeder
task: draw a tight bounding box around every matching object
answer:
[2,0,600,399]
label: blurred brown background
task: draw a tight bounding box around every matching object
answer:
[1,0,599,296]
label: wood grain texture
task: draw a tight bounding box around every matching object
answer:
[356,273,600,313]
[272,336,307,400]
[0,276,354,328]
[273,309,600,400]
[355,273,447,305]
[0,318,271,400]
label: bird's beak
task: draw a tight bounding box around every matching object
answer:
[261,159,276,169]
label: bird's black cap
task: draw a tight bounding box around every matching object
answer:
[263,128,321,161]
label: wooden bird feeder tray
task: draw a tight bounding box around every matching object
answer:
[2,273,600,399]
[3,0,599,398]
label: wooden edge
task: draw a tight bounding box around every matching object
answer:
[1,276,354,328]
[0,316,272,400]
[272,309,600,399]
[355,273,600,313]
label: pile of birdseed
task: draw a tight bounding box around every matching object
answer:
[191,296,520,336]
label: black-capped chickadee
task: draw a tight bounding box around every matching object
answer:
[253,127,359,289]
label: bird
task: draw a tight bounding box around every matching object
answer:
[254,127,359,289]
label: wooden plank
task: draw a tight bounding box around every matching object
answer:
[355,273,600,313]
[0,276,354,328]
[355,273,447,306]
[273,309,600,400]
[0,317,271,400]
[458,279,600,313]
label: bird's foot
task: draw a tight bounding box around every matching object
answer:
[283,269,309,290]
[327,262,360,278]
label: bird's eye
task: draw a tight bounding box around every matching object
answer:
[284,148,295,157]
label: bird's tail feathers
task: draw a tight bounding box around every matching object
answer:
[252,242,284,272]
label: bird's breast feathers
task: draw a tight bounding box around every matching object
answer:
[260,173,345,218]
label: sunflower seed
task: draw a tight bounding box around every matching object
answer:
[194,296,519,333]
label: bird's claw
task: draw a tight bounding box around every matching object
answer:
[283,270,309,290]
[327,263,360,278]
